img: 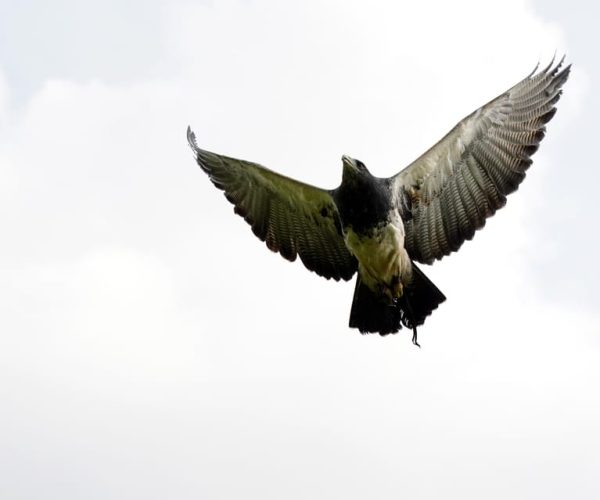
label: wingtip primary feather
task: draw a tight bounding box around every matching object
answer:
[527,60,540,78]
[527,53,567,80]
[187,125,199,152]
[542,53,557,74]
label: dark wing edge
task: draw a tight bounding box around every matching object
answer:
[187,127,357,281]
[392,57,571,264]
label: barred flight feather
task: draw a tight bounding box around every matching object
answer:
[394,58,570,264]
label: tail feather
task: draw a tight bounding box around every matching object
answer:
[349,275,402,335]
[403,263,446,328]
[349,263,446,340]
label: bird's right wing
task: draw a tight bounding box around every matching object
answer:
[392,57,570,264]
[187,127,357,281]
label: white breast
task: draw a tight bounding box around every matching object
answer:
[344,210,412,291]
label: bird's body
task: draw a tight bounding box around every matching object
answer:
[330,157,445,342]
[343,213,411,302]
[188,57,570,344]
[333,161,413,304]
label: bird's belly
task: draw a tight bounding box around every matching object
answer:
[344,217,412,297]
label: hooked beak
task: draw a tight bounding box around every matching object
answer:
[342,155,357,171]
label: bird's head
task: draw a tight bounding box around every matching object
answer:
[341,155,371,183]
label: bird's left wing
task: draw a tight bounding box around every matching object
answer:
[392,58,570,264]
[187,127,357,281]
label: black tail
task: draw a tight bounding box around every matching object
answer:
[349,263,446,343]
[349,275,403,336]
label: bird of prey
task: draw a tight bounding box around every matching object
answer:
[188,57,570,345]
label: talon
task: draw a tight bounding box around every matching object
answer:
[379,284,395,305]
[411,326,421,348]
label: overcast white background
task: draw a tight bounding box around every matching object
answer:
[1,0,598,498]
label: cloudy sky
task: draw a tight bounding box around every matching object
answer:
[1,0,598,498]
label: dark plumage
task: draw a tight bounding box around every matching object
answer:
[188,57,570,344]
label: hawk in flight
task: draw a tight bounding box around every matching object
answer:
[188,58,570,345]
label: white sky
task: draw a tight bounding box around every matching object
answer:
[1,0,599,498]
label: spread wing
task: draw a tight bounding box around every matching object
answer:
[392,57,570,264]
[187,127,357,281]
